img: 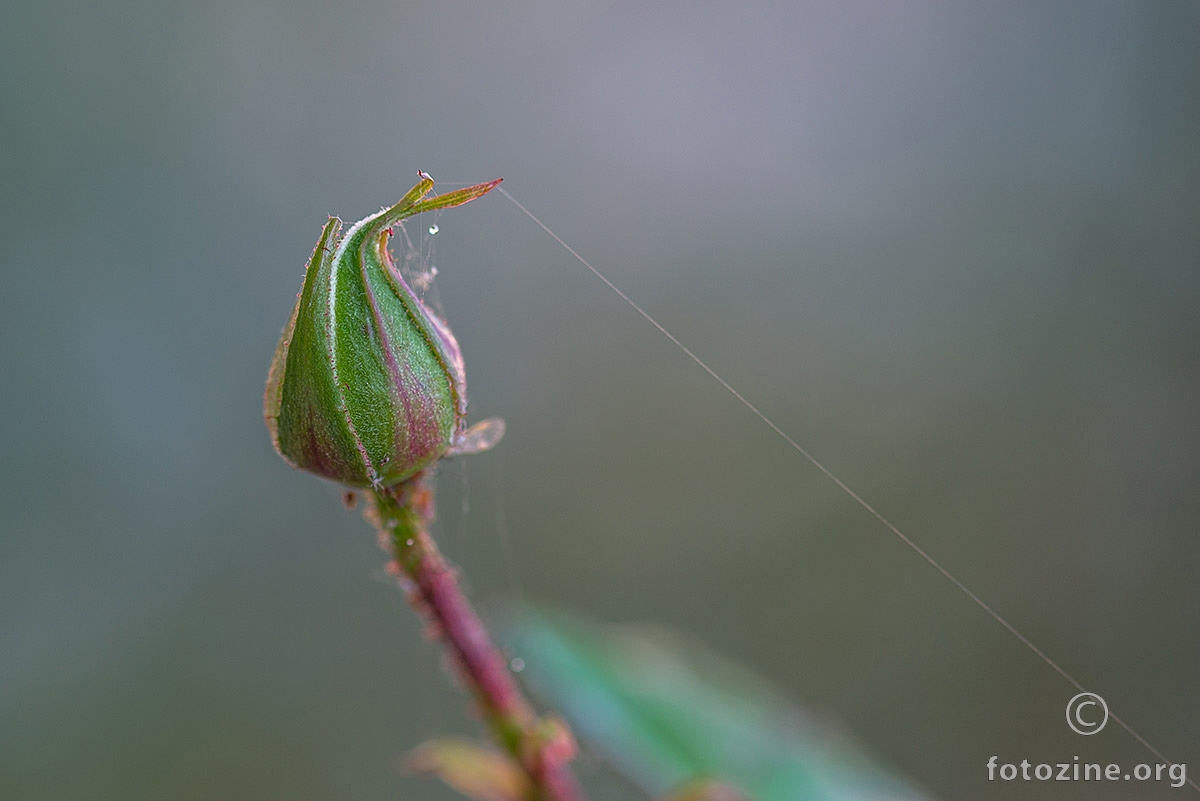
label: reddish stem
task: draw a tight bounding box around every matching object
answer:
[370,475,584,801]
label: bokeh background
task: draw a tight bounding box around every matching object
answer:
[2,2,1197,799]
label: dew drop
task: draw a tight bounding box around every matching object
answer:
[510,657,525,673]
[428,224,439,235]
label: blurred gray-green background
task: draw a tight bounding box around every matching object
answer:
[2,2,1197,799]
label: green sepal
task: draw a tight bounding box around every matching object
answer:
[264,173,502,488]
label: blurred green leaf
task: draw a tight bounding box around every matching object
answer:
[407,738,529,801]
[656,778,750,801]
[499,606,933,801]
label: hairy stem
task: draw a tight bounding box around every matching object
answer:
[369,474,584,801]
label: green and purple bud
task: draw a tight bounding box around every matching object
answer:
[265,173,505,489]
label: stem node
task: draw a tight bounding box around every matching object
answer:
[369,472,584,801]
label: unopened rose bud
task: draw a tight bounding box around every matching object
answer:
[265,173,505,488]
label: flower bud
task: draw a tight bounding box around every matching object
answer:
[265,173,505,488]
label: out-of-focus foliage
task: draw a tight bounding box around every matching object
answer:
[501,606,933,801]
[408,738,529,801]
